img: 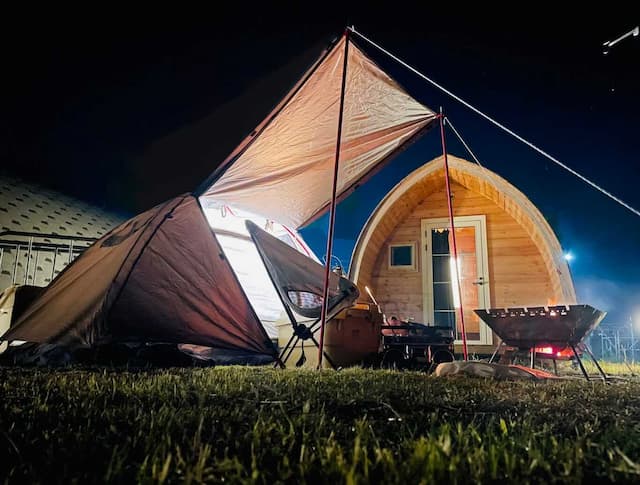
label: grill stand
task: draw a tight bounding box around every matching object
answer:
[488,341,608,382]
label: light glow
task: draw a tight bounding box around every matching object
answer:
[534,346,573,359]
[450,257,462,308]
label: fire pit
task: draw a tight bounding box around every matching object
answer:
[474,305,607,380]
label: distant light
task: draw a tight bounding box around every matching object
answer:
[563,252,575,263]
[602,26,639,55]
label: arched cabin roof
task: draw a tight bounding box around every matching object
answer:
[349,155,576,303]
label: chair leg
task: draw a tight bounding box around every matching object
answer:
[282,336,301,367]
[274,333,297,368]
[274,355,286,369]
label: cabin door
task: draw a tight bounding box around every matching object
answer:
[421,215,492,345]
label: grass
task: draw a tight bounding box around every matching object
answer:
[583,360,640,376]
[1,367,640,484]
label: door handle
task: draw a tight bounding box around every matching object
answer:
[472,277,488,285]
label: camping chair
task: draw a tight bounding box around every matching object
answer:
[246,221,359,368]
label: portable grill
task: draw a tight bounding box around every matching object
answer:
[474,304,608,380]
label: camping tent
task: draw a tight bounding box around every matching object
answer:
[1,195,276,358]
[1,31,436,361]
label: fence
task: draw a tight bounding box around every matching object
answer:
[0,231,97,289]
[588,322,639,363]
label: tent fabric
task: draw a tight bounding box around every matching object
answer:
[2,199,167,346]
[2,195,276,358]
[202,35,437,228]
[0,285,44,354]
[178,344,275,365]
[246,220,359,320]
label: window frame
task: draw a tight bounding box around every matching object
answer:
[388,242,417,271]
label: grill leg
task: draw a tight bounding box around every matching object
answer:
[489,342,502,363]
[571,344,590,381]
[530,347,535,369]
[582,344,608,382]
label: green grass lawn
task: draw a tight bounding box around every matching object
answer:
[1,367,640,484]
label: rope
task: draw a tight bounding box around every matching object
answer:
[348,26,640,219]
[444,117,485,169]
[444,116,508,208]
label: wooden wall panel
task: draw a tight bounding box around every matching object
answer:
[350,156,576,353]
[369,182,557,344]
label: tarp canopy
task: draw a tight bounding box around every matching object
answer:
[201,34,437,228]
[2,195,276,358]
[1,31,438,365]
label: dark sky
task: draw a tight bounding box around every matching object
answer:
[1,5,638,322]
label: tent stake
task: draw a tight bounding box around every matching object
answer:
[439,112,468,361]
[317,30,350,369]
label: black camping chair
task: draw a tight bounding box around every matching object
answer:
[245,220,359,369]
[275,279,359,369]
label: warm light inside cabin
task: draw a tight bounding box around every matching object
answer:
[449,256,462,309]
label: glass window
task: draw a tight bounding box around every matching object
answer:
[389,244,415,269]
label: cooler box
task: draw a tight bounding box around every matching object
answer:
[324,302,383,367]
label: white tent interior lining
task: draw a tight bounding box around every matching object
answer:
[200,199,319,338]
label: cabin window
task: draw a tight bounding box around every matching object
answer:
[389,243,416,270]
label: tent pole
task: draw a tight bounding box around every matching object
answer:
[317,30,350,369]
[439,112,468,361]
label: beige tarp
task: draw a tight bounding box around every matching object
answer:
[202,35,436,228]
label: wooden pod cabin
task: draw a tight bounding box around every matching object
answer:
[349,155,576,355]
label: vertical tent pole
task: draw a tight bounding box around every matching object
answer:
[439,112,468,361]
[317,31,350,369]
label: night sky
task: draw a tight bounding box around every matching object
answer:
[2,6,638,323]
